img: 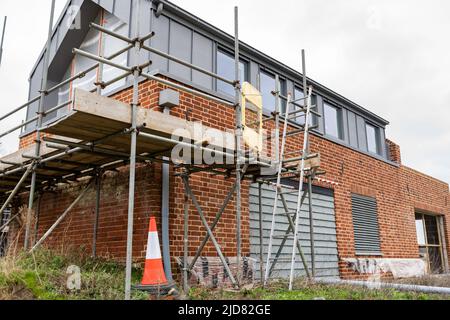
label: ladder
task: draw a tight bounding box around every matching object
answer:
[263,84,320,289]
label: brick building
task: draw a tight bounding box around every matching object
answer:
[1,0,449,286]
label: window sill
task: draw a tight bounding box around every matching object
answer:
[355,252,384,257]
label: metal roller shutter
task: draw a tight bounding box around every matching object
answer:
[351,194,381,255]
[249,183,339,279]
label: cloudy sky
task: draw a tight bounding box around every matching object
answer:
[0,0,449,183]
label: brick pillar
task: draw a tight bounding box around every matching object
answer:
[386,139,402,164]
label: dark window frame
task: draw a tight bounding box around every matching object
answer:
[215,46,249,97]
[365,122,381,155]
[323,100,344,140]
[293,85,318,127]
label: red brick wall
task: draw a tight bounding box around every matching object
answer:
[14,78,450,281]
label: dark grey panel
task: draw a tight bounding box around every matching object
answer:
[249,183,339,279]
[150,12,169,72]
[356,115,367,151]
[112,0,132,24]
[25,59,44,132]
[249,61,259,88]
[150,11,170,68]
[379,129,387,158]
[342,108,349,143]
[192,32,213,90]
[98,0,114,13]
[315,95,324,134]
[168,20,192,81]
[351,194,381,255]
[347,111,358,148]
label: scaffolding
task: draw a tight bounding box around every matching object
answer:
[0,0,325,298]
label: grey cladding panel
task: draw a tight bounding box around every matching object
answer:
[347,111,359,148]
[111,0,132,24]
[98,0,114,13]
[356,115,367,151]
[192,32,213,90]
[351,194,381,254]
[249,183,339,279]
[151,13,170,72]
[169,20,192,81]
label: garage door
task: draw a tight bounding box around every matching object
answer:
[249,182,339,279]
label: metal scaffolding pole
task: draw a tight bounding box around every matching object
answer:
[183,178,189,293]
[24,0,56,251]
[187,164,249,271]
[234,6,243,285]
[302,50,316,278]
[0,16,7,67]
[182,175,238,287]
[258,182,264,285]
[0,164,34,225]
[124,0,141,301]
[92,170,102,258]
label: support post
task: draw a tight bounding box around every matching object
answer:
[96,9,106,96]
[161,106,173,282]
[258,182,264,285]
[34,193,42,246]
[125,0,141,301]
[31,179,94,252]
[24,0,56,250]
[302,49,316,278]
[92,170,102,258]
[234,5,243,286]
[183,176,190,293]
[182,175,238,287]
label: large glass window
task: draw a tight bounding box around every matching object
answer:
[216,49,246,97]
[260,70,276,113]
[324,102,342,139]
[366,123,380,154]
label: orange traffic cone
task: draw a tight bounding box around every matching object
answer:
[141,217,168,286]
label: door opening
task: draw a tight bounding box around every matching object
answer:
[415,212,445,274]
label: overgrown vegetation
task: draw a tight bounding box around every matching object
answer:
[188,280,450,301]
[0,248,148,300]
[1,248,450,300]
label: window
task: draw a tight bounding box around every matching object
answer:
[259,70,276,113]
[324,102,342,139]
[415,213,445,274]
[216,49,246,97]
[293,86,317,126]
[351,194,381,255]
[366,123,380,155]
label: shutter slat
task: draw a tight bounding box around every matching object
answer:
[351,194,381,254]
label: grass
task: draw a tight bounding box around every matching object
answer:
[188,279,450,301]
[0,248,149,300]
[1,248,450,300]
